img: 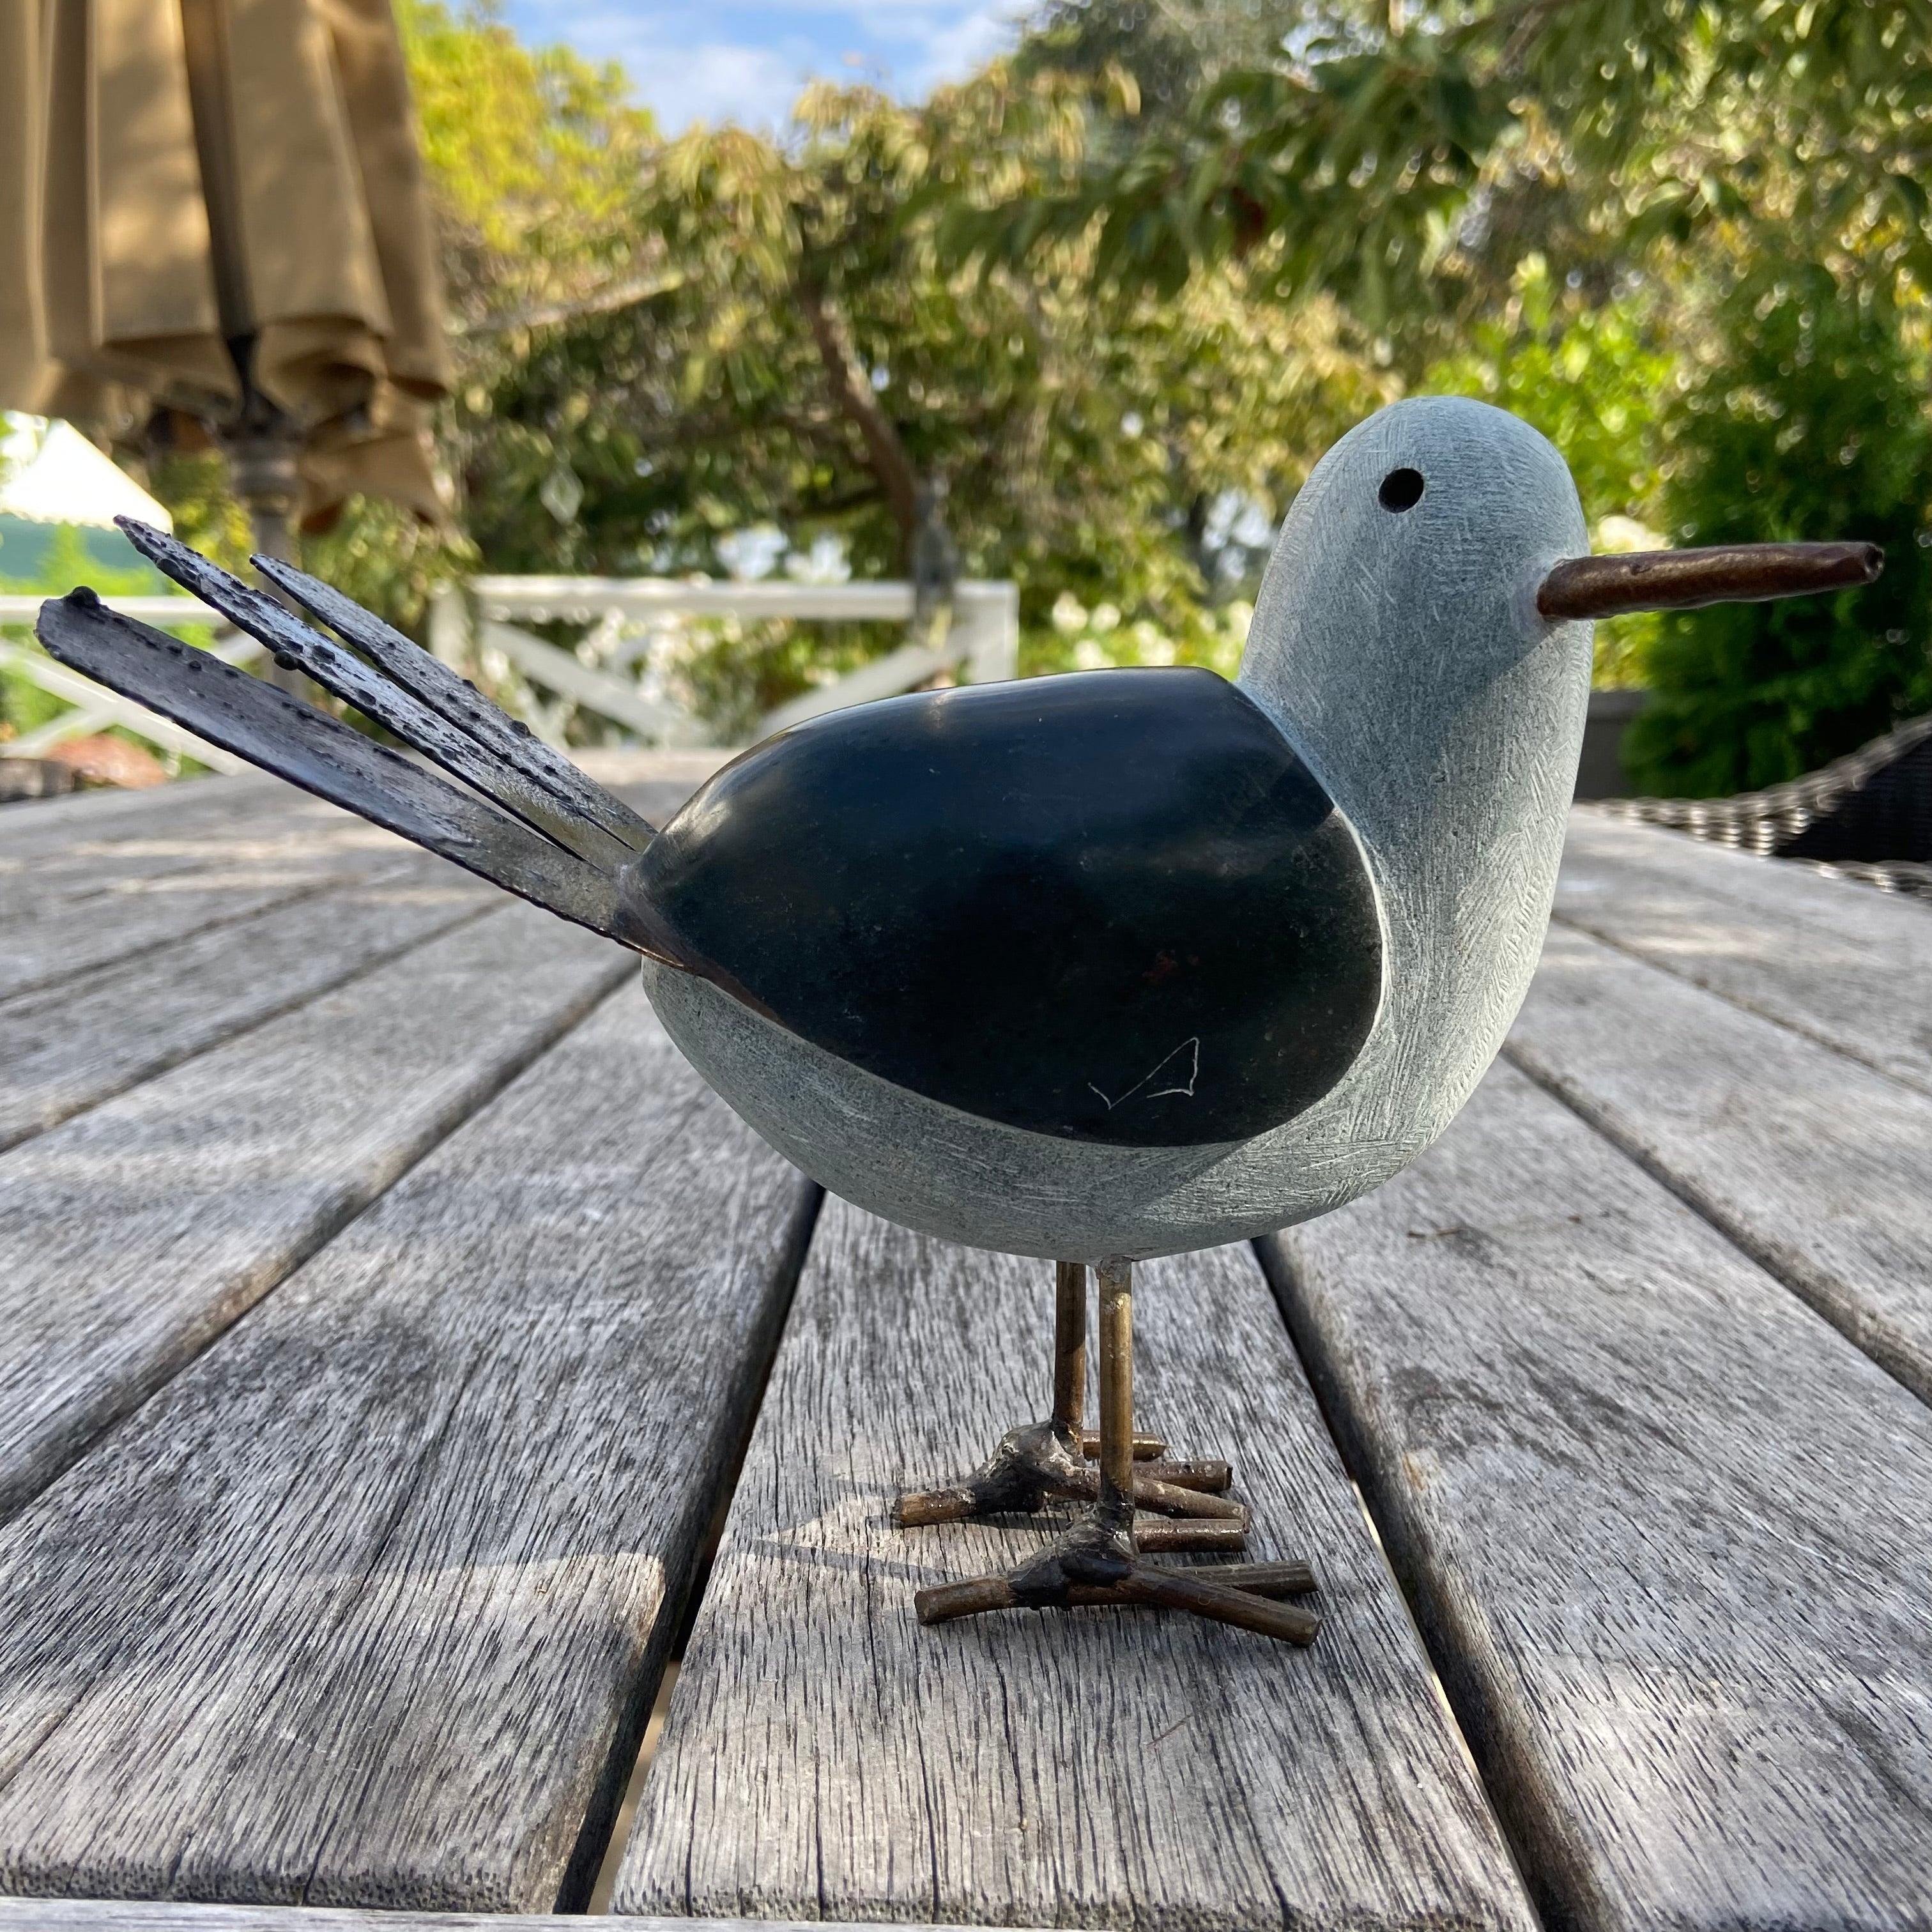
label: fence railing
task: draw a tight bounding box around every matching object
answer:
[0,594,256,772]
[2,573,1023,774]
[446,575,1020,747]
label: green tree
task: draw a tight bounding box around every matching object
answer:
[461,69,1397,731]
[1625,267,1932,795]
[981,1,1932,344]
[399,0,657,332]
[1420,256,1675,686]
[1019,1,1294,124]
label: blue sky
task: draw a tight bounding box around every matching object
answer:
[500,3,1027,134]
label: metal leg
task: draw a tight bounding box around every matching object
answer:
[1094,1255,1135,1535]
[908,1258,1323,1648]
[1051,1259,1086,1439]
[894,1258,1240,1530]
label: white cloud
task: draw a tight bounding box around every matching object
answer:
[648,38,816,132]
[502,1,1027,132]
[909,4,1020,91]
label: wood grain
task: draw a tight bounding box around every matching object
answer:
[0,1902,1000,1932]
[0,781,303,917]
[0,754,718,1011]
[1508,921,1932,1409]
[0,859,492,1153]
[0,776,280,876]
[0,986,816,1912]
[617,1202,1535,1932]
[1556,809,1932,1098]
[0,904,628,1522]
[1265,1060,1932,1932]
[0,801,422,1004]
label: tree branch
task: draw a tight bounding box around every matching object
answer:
[452,270,685,339]
[797,278,921,564]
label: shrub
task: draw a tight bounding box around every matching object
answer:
[1625,266,1932,797]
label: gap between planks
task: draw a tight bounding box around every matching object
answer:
[0,757,727,1524]
[1553,809,1932,1102]
[1261,1059,1932,1932]
[0,860,496,1154]
[617,1204,1537,1932]
[1533,827,1932,1414]
[0,987,818,1914]
[0,802,440,1005]
[0,905,632,1524]
[0,1903,1019,1932]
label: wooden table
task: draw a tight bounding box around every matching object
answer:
[2,761,1929,1932]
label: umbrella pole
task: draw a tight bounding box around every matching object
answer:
[218,366,306,694]
[227,431,299,571]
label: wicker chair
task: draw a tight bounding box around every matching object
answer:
[1606,710,1932,900]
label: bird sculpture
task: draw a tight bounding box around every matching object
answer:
[38,397,1879,1648]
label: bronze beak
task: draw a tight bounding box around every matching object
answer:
[1537,542,1883,622]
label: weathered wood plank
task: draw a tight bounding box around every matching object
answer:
[0,1903,995,1932]
[1556,809,1932,1098]
[0,779,297,911]
[0,986,815,1912]
[1508,921,1932,1408]
[0,776,278,872]
[0,744,708,908]
[1264,1060,1932,1932]
[0,804,425,1004]
[618,1202,1535,1932]
[0,754,720,1006]
[0,860,492,1153]
[0,743,716,902]
[0,905,629,1522]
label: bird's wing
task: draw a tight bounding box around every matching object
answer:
[35,536,691,964]
[636,667,1384,1148]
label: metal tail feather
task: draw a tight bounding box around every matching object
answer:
[251,550,656,854]
[110,519,657,867]
[34,588,688,964]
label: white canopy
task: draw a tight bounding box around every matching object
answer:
[0,416,171,532]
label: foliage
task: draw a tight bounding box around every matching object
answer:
[398,0,659,332]
[0,523,206,762]
[1019,1,1291,123]
[1419,256,1676,685]
[116,0,1932,763]
[985,1,1932,770]
[1625,266,1932,795]
[0,520,158,599]
[1038,588,1253,679]
[977,2,1932,347]
[457,68,1397,728]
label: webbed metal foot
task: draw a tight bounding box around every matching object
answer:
[913,1519,1321,1644]
[894,1261,1248,1545]
[904,1258,1322,1646]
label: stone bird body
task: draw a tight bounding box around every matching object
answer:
[39,395,1878,1645]
[642,398,1592,1260]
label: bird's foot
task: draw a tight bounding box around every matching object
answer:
[894,1420,1246,1538]
[912,1516,1322,1646]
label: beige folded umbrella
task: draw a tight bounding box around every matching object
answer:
[0,0,452,557]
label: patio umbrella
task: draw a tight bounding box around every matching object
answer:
[0,0,452,566]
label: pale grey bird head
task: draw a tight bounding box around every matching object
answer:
[1235,392,1881,861]
[1236,395,1592,831]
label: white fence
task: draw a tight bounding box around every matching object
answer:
[1,574,1022,771]
[446,574,1020,748]
[0,594,257,772]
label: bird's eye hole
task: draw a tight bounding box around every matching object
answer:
[1379,467,1425,512]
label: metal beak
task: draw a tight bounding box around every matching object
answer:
[1537,542,1883,622]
